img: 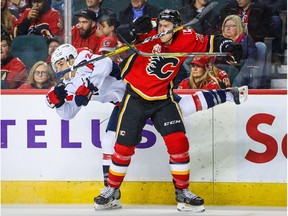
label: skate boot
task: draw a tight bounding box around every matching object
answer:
[175,188,205,213]
[94,186,122,210]
[226,85,248,105]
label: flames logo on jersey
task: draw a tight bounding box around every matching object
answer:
[146,56,179,79]
[146,44,179,79]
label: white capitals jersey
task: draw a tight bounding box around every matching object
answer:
[56,50,126,120]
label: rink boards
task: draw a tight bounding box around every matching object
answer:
[1,89,287,206]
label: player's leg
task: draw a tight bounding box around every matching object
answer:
[153,99,205,212]
[101,106,119,187]
[177,86,248,117]
[94,93,147,210]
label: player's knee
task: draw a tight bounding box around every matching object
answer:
[114,142,136,157]
[163,132,189,155]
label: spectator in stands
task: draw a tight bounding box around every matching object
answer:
[178,56,221,89]
[99,15,130,59]
[1,35,28,89]
[72,9,104,54]
[46,36,61,79]
[206,56,231,88]
[1,0,18,38]
[14,0,63,38]
[8,0,28,18]
[218,15,258,88]
[226,0,278,86]
[18,60,55,89]
[99,36,121,64]
[179,0,208,28]
[261,0,286,60]
[119,0,162,25]
[99,15,119,38]
[51,0,74,18]
[85,0,116,22]
[227,0,278,43]
[46,36,61,64]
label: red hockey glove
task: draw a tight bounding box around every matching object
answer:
[46,82,67,108]
[75,78,98,107]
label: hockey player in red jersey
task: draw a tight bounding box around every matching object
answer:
[94,9,246,212]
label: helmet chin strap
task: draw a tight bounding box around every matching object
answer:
[67,60,74,81]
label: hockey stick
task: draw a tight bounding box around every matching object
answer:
[117,33,229,58]
[55,1,218,77]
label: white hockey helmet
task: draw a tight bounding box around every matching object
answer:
[51,44,78,73]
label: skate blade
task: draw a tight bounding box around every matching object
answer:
[177,203,205,213]
[94,200,122,211]
[238,85,248,104]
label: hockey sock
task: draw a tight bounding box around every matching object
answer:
[108,143,136,188]
[163,132,190,189]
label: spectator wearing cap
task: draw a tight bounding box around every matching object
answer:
[99,36,121,64]
[72,9,105,54]
[178,56,221,89]
[46,36,62,64]
[46,36,62,79]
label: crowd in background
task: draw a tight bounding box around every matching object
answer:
[1,0,287,90]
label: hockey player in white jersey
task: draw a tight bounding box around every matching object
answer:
[45,44,248,211]
[46,44,125,210]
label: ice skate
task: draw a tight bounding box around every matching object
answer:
[226,85,248,105]
[94,186,122,210]
[175,188,205,213]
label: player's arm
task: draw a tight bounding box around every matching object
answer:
[46,82,81,120]
[117,15,152,43]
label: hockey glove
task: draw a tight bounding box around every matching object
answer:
[46,82,67,108]
[129,15,152,35]
[220,40,243,63]
[75,78,98,107]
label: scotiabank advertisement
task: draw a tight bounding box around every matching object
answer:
[1,90,287,183]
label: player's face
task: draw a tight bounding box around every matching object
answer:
[191,64,206,78]
[158,20,174,45]
[54,58,75,80]
[54,59,69,73]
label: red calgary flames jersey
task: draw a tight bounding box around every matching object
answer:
[121,28,213,100]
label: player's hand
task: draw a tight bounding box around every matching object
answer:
[46,82,67,109]
[129,15,152,35]
[75,78,98,107]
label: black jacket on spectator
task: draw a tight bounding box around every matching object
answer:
[118,3,162,25]
[179,0,235,35]
[226,0,276,42]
